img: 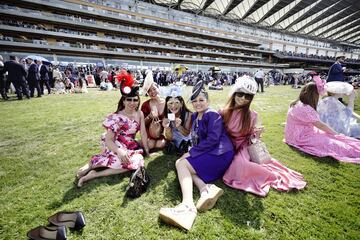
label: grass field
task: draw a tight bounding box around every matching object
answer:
[0,85,359,240]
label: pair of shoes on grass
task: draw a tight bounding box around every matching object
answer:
[27,211,85,240]
[159,184,223,230]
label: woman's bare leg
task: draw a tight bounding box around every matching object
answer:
[77,168,128,187]
[192,174,206,193]
[155,139,166,149]
[175,158,197,207]
[76,162,91,178]
[148,139,156,150]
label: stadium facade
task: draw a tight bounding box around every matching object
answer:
[0,0,359,73]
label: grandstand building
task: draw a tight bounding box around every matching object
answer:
[0,0,359,73]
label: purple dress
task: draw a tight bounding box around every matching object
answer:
[187,109,234,183]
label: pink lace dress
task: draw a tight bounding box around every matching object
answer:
[90,113,144,170]
[285,102,360,164]
[222,110,306,197]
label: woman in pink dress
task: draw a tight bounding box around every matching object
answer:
[76,86,149,187]
[222,76,307,197]
[285,82,360,163]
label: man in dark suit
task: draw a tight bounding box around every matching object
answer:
[27,58,41,98]
[0,55,8,100]
[3,55,30,100]
[39,60,51,94]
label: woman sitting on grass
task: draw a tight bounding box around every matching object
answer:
[222,76,306,197]
[162,85,192,155]
[76,85,149,187]
[159,81,234,230]
[284,82,360,164]
[141,70,166,151]
[317,80,360,139]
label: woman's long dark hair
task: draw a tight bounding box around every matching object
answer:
[222,93,253,135]
[164,96,192,126]
[115,95,141,113]
[290,82,319,110]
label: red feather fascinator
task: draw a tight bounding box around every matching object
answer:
[116,69,135,95]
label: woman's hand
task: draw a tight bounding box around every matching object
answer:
[162,118,170,128]
[175,118,182,128]
[116,148,130,165]
[253,126,265,138]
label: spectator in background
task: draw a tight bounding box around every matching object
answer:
[52,65,62,82]
[39,60,51,95]
[327,55,346,82]
[4,56,30,100]
[254,68,265,92]
[27,58,41,98]
[0,55,8,100]
[64,77,75,93]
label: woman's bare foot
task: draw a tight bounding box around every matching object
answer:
[77,170,97,187]
[76,163,91,179]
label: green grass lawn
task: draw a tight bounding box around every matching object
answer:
[0,86,359,240]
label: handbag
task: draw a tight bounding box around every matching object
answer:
[148,118,163,139]
[126,166,150,198]
[247,137,271,164]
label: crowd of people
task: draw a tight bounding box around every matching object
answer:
[2,53,360,102]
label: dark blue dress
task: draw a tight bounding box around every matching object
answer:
[187,109,234,183]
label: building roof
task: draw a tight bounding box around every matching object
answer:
[147,0,360,47]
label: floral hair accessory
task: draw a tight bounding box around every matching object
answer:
[313,75,326,95]
[190,80,206,101]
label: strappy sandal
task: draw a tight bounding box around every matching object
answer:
[27,225,66,240]
[159,203,197,230]
[48,211,86,231]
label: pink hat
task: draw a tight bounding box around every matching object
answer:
[313,75,326,95]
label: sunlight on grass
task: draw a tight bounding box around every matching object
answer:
[0,86,359,239]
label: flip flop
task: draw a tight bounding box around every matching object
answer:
[27,225,66,240]
[48,211,85,231]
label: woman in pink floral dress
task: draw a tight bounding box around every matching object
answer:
[285,82,360,164]
[76,87,149,187]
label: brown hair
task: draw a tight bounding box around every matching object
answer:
[222,92,253,135]
[115,95,140,113]
[290,82,319,110]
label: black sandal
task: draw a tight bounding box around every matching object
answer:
[27,225,66,240]
[48,211,85,231]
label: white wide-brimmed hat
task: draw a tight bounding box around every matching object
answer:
[325,81,354,96]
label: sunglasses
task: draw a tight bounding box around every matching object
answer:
[235,92,253,100]
[125,98,139,102]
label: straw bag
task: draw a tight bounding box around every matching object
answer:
[148,118,163,139]
[247,137,271,164]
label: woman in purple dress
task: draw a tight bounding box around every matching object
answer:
[159,81,234,230]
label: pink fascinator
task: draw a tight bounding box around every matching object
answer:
[313,75,326,95]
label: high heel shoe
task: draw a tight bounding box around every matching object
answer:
[48,211,86,231]
[27,225,66,240]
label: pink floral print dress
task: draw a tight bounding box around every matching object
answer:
[91,113,144,170]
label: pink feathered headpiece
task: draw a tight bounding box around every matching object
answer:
[313,75,326,95]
